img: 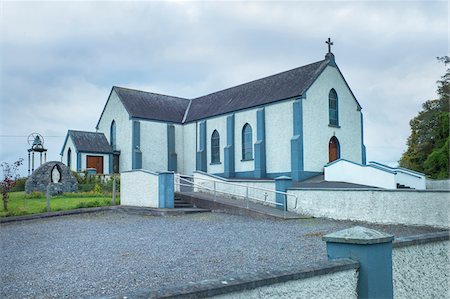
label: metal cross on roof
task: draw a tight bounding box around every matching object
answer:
[326,38,333,54]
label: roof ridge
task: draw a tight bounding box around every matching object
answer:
[191,59,326,101]
[114,86,189,101]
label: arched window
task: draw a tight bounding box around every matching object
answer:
[110,120,116,150]
[329,136,340,162]
[329,89,339,126]
[242,123,253,160]
[211,130,220,164]
[67,148,72,168]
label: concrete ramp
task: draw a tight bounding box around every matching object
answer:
[176,191,311,220]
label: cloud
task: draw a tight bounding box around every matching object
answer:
[0,0,446,175]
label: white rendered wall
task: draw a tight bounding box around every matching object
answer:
[288,189,450,228]
[394,171,426,190]
[174,124,184,174]
[61,136,77,172]
[234,109,257,173]
[96,90,132,172]
[325,160,397,189]
[183,123,197,175]
[80,153,110,174]
[303,65,362,172]
[121,170,159,207]
[393,240,449,298]
[140,120,168,172]
[265,100,293,173]
[205,115,227,174]
[212,269,357,299]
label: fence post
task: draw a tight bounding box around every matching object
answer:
[275,176,292,211]
[323,226,394,299]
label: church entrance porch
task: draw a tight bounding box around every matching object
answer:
[87,155,104,174]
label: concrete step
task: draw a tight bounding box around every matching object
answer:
[176,191,311,220]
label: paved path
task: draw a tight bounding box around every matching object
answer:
[0,211,444,298]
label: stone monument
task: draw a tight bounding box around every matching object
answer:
[25,161,78,195]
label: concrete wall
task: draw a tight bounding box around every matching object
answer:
[80,153,110,174]
[393,239,449,299]
[121,170,159,207]
[288,189,450,228]
[212,269,358,299]
[96,90,132,172]
[325,159,397,189]
[427,179,450,190]
[140,120,168,172]
[61,136,77,172]
[303,65,362,172]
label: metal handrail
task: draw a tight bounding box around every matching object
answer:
[175,174,298,211]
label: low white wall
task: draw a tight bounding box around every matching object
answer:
[288,189,450,228]
[121,170,159,207]
[325,160,397,189]
[393,240,449,298]
[193,172,277,206]
[212,268,358,299]
[427,179,450,190]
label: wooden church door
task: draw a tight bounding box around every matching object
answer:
[328,137,340,162]
[87,155,104,174]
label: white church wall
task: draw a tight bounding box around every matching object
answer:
[234,109,257,173]
[288,189,450,228]
[183,123,197,175]
[174,124,184,174]
[61,136,77,172]
[96,90,132,172]
[140,120,168,172]
[265,100,293,173]
[206,115,226,174]
[80,153,110,174]
[303,65,362,172]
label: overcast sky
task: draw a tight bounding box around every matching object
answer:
[0,0,447,176]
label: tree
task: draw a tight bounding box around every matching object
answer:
[0,158,24,211]
[399,57,450,179]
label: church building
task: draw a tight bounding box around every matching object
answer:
[60,47,366,181]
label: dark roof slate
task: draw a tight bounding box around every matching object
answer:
[184,59,329,122]
[69,130,113,154]
[114,87,190,124]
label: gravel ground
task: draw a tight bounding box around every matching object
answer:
[0,211,445,298]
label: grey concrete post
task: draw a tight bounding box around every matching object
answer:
[112,176,116,206]
[323,226,394,299]
[275,176,292,211]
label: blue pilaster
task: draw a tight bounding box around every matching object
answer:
[224,114,235,178]
[290,98,304,181]
[323,226,394,299]
[109,154,113,174]
[76,152,81,172]
[361,112,367,165]
[167,124,177,171]
[275,176,292,211]
[196,120,207,172]
[132,120,142,169]
[254,108,266,178]
[158,172,174,208]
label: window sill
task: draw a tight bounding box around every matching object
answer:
[210,162,222,165]
[328,124,341,128]
[241,158,254,162]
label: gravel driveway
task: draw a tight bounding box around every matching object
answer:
[0,211,444,298]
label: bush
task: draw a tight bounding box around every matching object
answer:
[11,177,27,192]
[26,191,45,199]
[78,183,95,193]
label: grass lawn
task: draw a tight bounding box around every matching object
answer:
[0,192,120,217]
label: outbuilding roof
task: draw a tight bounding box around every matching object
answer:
[60,130,113,155]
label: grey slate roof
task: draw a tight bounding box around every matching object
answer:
[67,130,113,154]
[114,87,190,124]
[184,59,329,122]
